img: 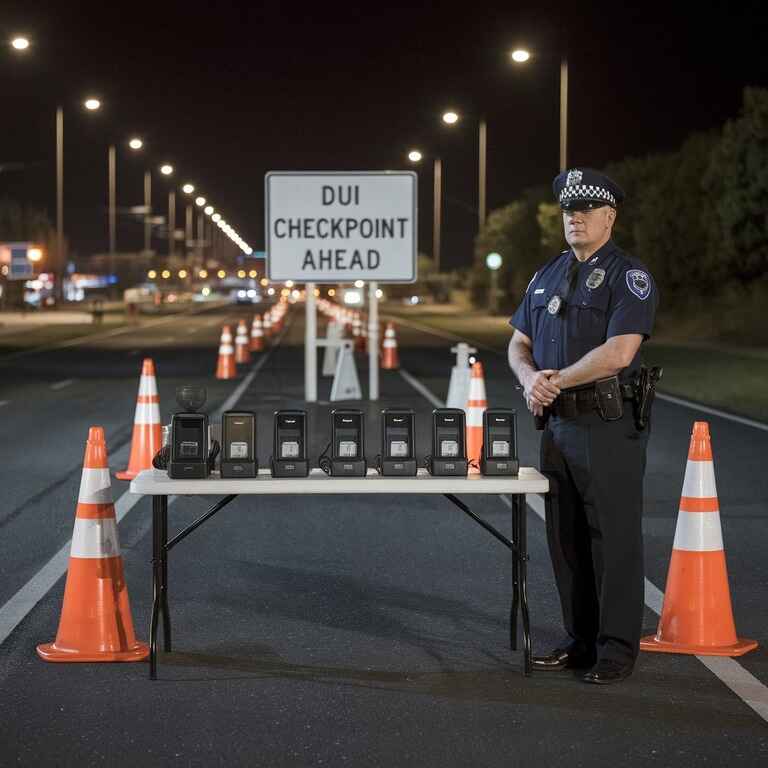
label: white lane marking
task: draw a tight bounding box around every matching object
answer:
[391,315,768,432]
[0,491,150,647]
[50,379,74,391]
[400,366,768,725]
[655,393,768,432]
[0,316,290,651]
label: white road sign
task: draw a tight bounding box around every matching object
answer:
[265,171,417,283]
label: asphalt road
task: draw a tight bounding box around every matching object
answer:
[1,305,767,766]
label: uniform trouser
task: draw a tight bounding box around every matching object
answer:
[540,406,649,665]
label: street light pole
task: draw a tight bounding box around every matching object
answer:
[197,212,205,268]
[168,191,175,259]
[433,156,442,273]
[560,58,568,172]
[144,171,152,255]
[478,117,487,231]
[108,144,116,256]
[56,107,64,302]
[185,204,193,264]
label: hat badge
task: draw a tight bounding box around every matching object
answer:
[566,169,583,186]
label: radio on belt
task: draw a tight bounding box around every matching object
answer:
[169,386,211,479]
[323,409,367,477]
[426,408,468,476]
[220,411,257,478]
[379,408,417,476]
[271,410,310,477]
[480,409,519,476]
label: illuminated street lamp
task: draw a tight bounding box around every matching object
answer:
[182,183,195,194]
[195,196,206,207]
[128,137,143,150]
[27,247,43,262]
[84,98,101,111]
[486,252,503,314]
[510,47,569,171]
[10,36,30,51]
[160,164,173,176]
[204,205,214,216]
[408,149,442,272]
[441,109,487,232]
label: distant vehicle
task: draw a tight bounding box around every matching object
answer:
[231,287,263,305]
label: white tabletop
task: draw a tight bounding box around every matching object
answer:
[129,467,549,496]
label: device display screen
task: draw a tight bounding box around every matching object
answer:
[226,417,252,460]
[489,424,512,458]
[281,440,300,458]
[176,418,203,459]
[386,426,410,457]
[336,427,359,458]
[440,439,459,457]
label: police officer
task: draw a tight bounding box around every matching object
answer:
[508,168,658,684]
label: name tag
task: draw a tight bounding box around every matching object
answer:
[534,288,545,294]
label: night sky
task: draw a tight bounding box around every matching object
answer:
[1,1,767,270]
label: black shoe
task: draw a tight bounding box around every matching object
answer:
[532,646,595,671]
[581,659,634,685]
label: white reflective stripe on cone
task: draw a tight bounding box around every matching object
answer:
[138,374,158,397]
[681,459,718,499]
[468,382,486,400]
[78,467,113,504]
[219,345,234,354]
[71,518,121,558]
[466,407,485,427]
[672,510,725,552]
[133,400,161,425]
[383,340,396,348]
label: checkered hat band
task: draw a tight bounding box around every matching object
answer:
[559,184,616,207]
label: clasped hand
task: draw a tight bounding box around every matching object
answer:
[524,370,560,416]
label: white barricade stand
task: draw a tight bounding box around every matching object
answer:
[329,340,362,401]
[446,342,477,409]
[321,320,344,377]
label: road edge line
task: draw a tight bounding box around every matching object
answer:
[399,366,768,726]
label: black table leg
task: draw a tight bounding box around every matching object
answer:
[510,496,520,652]
[518,494,532,675]
[160,500,171,652]
[150,496,163,679]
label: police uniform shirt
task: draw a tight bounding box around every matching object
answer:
[510,239,658,376]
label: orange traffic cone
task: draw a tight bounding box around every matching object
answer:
[235,319,252,364]
[116,358,162,481]
[640,422,757,656]
[263,313,273,338]
[381,322,400,369]
[37,427,149,663]
[465,361,487,473]
[215,325,236,380]
[250,315,265,352]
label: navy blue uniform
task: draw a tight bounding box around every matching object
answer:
[510,239,658,667]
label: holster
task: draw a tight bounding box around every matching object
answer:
[594,376,624,421]
[632,365,663,431]
[533,406,551,431]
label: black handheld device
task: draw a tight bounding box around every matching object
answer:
[320,409,367,477]
[168,386,211,479]
[378,408,417,476]
[220,411,258,478]
[480,409,519,476]
[425,408,468,476]
[271,410,310,477]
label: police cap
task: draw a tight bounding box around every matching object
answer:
[553,168,625,211]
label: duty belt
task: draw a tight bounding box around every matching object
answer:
[550,382,634,418]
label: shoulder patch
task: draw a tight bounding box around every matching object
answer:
[626,269,651,300]
[526,271,538,293]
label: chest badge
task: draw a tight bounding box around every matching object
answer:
[547,295,562,315]
[586,268,606,290]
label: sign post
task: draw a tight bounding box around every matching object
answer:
[265,172,417,402]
